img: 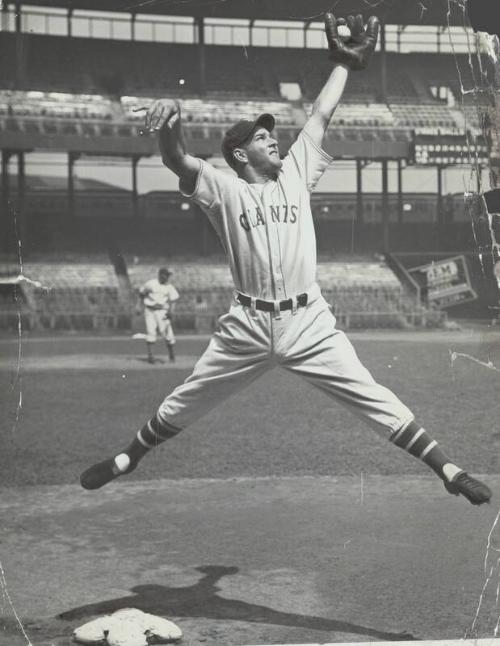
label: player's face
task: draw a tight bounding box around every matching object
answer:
[243,127,282,175]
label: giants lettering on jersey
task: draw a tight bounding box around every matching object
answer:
[239,204,299,232]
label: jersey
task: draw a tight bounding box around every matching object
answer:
[141,279,179,311]
[154,127,414,438]
[182,130,332,300]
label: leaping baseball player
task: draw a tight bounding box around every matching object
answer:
[134,267,179,364]
[81,13,491,505]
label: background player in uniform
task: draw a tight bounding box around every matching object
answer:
[81,13,491,506]
[134,267,179,363]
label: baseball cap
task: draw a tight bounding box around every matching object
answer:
[221,113,275,168]
[159,267,172,276]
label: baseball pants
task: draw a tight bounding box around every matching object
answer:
[144,308,175,344]
[157,283,414,436]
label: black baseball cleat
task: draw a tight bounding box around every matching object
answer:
[80,455,137,490]
[443,472,492,505]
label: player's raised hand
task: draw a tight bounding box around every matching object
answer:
[324,12,379,71]
[134,99,181,135]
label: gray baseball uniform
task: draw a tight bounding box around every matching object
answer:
[140,278,179,344]
[143,131,414,441]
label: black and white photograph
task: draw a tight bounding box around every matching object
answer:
[1,1,500,645]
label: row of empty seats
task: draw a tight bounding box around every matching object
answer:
[304,102,395,127]
[0,260,409,291]
[20,262,119,288]
[30,286,123,312]
[0,115,140,138]
[391,103,461,129]
[450,102,484,134]
[0,33,486,104]
[0,89,386,128]
[0,90,115,120]
[121,96,297,125]
[0,259,444,331]
[168,284,429,330]
[0,97,478,134]
[128,260,402,292]
[128,262,233,290]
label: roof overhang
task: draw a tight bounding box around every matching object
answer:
[17,0,470,27]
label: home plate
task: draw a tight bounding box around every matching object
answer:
[243,641,500,646]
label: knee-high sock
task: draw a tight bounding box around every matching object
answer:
[390,420,462,481]
[122,416,181,464]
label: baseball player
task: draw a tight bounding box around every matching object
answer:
[81,13,491,505]
[135,267,179,363]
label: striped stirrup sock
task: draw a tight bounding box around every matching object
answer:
[120,415,182,467]
[390,420,458,480]
[136,416,182,449]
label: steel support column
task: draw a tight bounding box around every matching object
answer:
[131,12,136,41]
[196,17,206,96]
[17,150,25,247]
[379,22,387,103]
[14,0,24,89]
[381,160,389,252]
[397,159,403,224]
[436,165,444,250]
[67,152,78,218]
[132,155,140,218]
[356,159,364,224]
[1,150,12,253]
[67,7,73,37]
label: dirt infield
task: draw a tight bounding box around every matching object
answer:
[0,352,202,371]
[2,475,500,646]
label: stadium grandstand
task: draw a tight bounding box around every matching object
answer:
[0,0,497,332]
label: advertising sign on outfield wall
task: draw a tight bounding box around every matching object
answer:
[408,255,477,308]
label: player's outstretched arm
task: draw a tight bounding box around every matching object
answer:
[303,13,379,148]
[303,64,349,147]
[145,99,200,195]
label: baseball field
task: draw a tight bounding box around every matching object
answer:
[1,327,500,646]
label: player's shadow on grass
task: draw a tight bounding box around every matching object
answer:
[58,565,415,641]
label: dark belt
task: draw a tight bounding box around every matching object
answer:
[236,292,308,312]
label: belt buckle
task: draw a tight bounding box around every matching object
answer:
[291,295,298,315]
[273,300,281,320]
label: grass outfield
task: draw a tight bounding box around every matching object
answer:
[1,331,499,487]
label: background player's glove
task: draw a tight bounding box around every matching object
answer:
[324,13,379,71]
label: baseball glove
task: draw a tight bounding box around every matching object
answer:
[324,13,379,70]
